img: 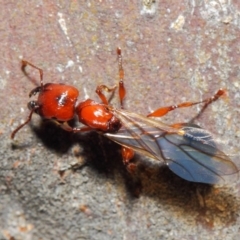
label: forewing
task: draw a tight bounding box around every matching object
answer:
[105,109,177,160]
[105,109,238,184]
[158,126,238,184]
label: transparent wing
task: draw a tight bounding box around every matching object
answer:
[105,109,238,184]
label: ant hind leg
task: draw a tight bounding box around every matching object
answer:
[147,89,226,118]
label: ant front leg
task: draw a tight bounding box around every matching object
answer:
[147,89,226,118]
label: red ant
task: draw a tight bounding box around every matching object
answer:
[11,49,238,184]
[11,50,124,139]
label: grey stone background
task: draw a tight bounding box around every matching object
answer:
[0,1,240,239]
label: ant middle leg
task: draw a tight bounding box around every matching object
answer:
[115,48,135,171]
[117,47,126,109]
[95,85,117,105]
[95,48,126,107]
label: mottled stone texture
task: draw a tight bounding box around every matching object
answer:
[0,1,240,240]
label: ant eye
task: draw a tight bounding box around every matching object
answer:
[27,101,38,110]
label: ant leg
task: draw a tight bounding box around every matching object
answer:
[95,85,117,105]
[11,109,36,139]
[189,89,226,123]
[147,89,226,117]
[72,126,93,133]
[50,120,73,132]
[116,48,136,172]
[121,147,137,174]
[21,60,44,88]
[117,47,126,109]
[51,120,93,133]
[95,48,126,106]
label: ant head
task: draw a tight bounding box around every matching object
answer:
[11,60,80,139]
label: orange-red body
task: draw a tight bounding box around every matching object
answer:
[75,99,121,132]
[33,83,79,121]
